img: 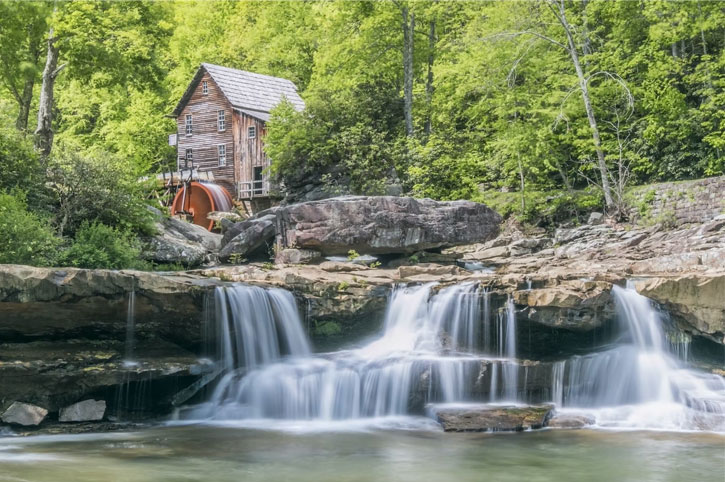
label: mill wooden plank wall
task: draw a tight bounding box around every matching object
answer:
[176,72,236,195]
[234,112,268,191]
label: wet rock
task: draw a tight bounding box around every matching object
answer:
[635,274,725,341]
[275,248,322,265]
[275,196,502,255]
[0,266,209,349]
[547,413,595,429]
[509,238,551,256]
[435,404,554,432]
[464,246,509,260]
[1,401,48,426]
[0,340,200,412]
[219,214,276,262]
[513,282,614,331]
[318,261,368,273]
[398,264,463,279]
[59,399,106,422]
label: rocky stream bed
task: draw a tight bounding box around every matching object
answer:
[1,195,723,433]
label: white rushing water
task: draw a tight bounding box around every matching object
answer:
[185,282,725,432]
[123,289,137,367]
[188,283,520,421]
[202,182,233,212]
[550,282,725,431]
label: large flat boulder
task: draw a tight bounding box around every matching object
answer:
[434,404,554,432]
[1,401,48,426]
[142,212,221,268]
[275,196,502,255]
[59,399,106,422]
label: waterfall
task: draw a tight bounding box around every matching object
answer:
[123,289,136,366]
[189,283,510,420]
[184,281,724,431]
[213,285,311,371]
[499,297,518,401]
[549,283,725,430]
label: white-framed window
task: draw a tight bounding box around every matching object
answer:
[218,144,226,167]
[217,110,225,131]
[184,148,193,168]
[185,114,192,136]
[248,126,256,139]
[202,80,208,95]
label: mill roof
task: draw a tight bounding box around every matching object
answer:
[172,63,305,120]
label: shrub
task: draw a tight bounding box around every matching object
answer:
[0,126,43,194]
[0,192,60,266]
[480,188,603,226]
[45,149,155,237]
[60,221,142,269]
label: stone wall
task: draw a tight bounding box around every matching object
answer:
[627,175,725,226]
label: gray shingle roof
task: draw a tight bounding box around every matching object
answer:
[172,63,305,119]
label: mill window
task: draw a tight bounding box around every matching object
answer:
[218,110,225,131]
[218,144,226,167]
[185,114,192,136]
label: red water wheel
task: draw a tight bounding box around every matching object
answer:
[170,182,233,231]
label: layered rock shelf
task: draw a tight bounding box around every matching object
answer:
[1,195,723,430]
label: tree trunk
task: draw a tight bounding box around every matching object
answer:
[517,156,526,214]
[402,6,415,137]
[554,2,614,208]
[15,78,34,132]
[35,27,61,157]
[424,19,435,138]
[555,158,572,191]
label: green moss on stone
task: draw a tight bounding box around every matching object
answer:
[314,321,343,336]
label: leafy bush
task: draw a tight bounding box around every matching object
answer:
[266,84,405,196]
[0,126,44,195]
[0,192,60,266]
[481,188,603,226]
[60,221,143,269]
[45,150,155,237]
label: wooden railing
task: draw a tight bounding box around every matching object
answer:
[237,180,269,199]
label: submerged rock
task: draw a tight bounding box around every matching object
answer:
[275,196,502,255]
[547,413,595,429]
[1,401,48,426]
[59,399,106,422]
[434,404,554,432]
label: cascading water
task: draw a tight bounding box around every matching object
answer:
[550,282,725,430]
[123,288,136,366]
[187,283,520,421]
[185,281,724,432]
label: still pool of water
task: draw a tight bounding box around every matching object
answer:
[0,424,723,482]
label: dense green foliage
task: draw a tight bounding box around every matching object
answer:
[0,192,60,266]
[45,151,155,237]
[60,221,143,270]
[0,125,43,195]
[0,1,723,268]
